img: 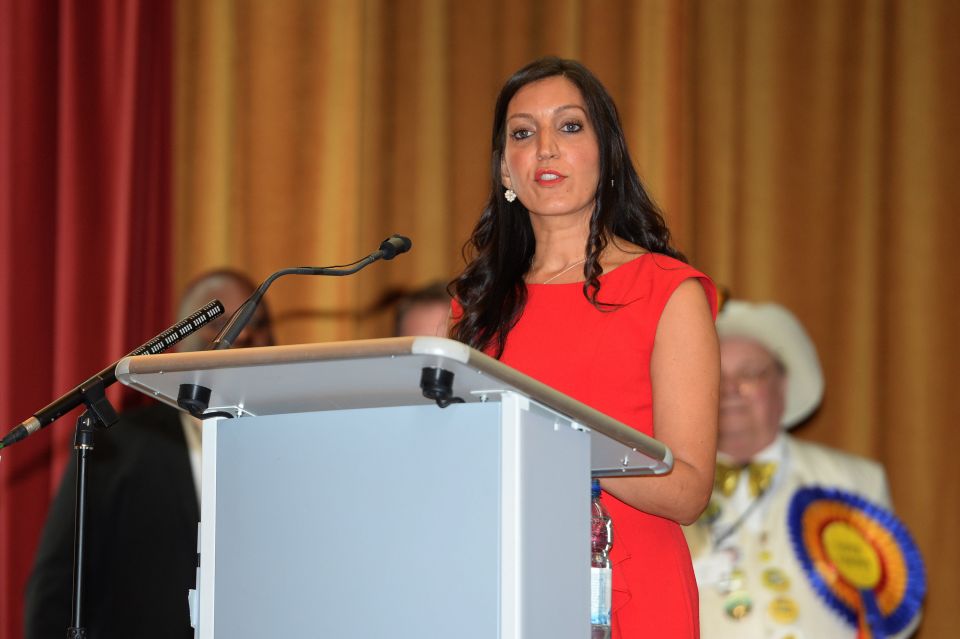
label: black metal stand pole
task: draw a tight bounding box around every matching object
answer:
[65,377,117,639]
[67,411,96,639]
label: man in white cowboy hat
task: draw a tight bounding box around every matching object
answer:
[684,300,919,638]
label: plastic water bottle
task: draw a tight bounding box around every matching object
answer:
[591,479,613,639]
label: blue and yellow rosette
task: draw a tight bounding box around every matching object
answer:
[788,487,925,638]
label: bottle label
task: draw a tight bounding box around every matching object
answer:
[590,566,612,625]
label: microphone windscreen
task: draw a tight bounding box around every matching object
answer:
[379,235,413,260]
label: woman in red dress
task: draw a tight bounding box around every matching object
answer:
[451,58,719,637]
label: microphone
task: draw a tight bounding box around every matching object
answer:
[376,234,412,260]
[210,234,412,350]
[0,300,226,450]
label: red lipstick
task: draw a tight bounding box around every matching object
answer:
[534,168,565,186]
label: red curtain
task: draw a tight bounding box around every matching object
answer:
[0,1,172,637]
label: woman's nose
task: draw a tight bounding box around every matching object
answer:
[536,130,559,160]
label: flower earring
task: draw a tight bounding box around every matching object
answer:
[504,188,517,203]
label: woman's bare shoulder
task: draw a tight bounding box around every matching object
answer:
[601,237,648,271]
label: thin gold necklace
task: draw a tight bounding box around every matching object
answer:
[540,257,586,284]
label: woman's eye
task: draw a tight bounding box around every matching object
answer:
[560,121,583,133]
[510,129,533,141]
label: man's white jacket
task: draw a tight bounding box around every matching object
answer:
[683,435,920,639]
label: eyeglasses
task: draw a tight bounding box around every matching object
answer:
[720,363,782,395]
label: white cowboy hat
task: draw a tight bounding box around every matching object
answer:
[716,300,824,428]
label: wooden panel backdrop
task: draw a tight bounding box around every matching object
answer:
[173,0,958,636]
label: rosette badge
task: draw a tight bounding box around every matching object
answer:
[788,487,925,638]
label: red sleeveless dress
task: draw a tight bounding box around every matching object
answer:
[499,253,717,638]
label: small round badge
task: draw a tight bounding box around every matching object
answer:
[768,595,800,624]
[762,567,791,592]
[724,592,753,620]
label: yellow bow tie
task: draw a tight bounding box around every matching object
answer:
[715,461,778,498]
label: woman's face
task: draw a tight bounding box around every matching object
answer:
[500,76,600,222]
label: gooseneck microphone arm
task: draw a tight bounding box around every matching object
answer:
[210,234,412,351]
[209,265,368,351]
[0,299,226,450]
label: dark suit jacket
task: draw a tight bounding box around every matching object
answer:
[25,403,199,639]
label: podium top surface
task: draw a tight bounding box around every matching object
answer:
[116,337,672,475]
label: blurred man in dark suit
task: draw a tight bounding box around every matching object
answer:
[25,270,273,639]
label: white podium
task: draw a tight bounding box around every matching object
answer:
[116,337,672,639]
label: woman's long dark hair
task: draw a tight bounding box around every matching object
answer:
[451,57,684,357]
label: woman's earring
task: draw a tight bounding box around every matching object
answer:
[504,188,517,203]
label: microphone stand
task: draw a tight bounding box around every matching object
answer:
[67,379,119,639]
[19,300,227,639]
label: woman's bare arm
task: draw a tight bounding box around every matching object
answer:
[600,278,719,525]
